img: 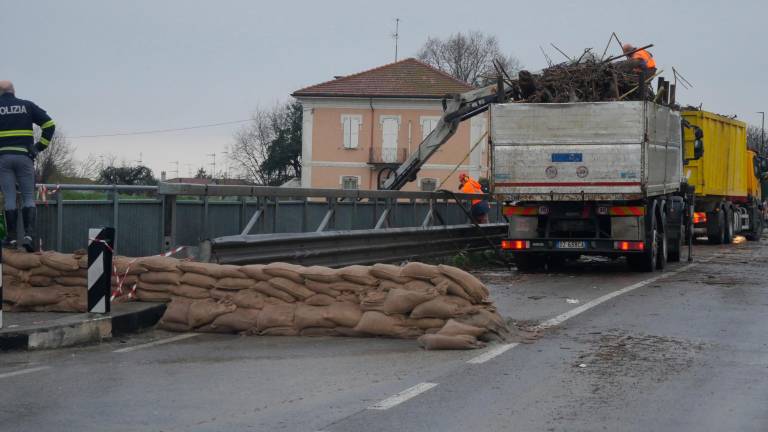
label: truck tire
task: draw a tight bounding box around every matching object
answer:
[666,197,685,263]
[667,223,682,262]
[656,223,667,270]
[746,207,763,241]
[707,210,724,244]
[628,216,659,272]
[514,254,545,272]
[723,208,734,244]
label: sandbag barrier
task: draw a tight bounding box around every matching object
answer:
[1,249,511,350]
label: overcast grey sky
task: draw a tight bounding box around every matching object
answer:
[3,0,766,178]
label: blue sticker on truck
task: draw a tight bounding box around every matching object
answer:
[551,153,583,162]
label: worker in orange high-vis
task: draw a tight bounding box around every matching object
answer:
[622,43,657,75]
[459,173,489,223]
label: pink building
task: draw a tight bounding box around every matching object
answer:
[292,58,489,191]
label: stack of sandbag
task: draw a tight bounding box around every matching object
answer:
[157,260,510,350]
[2,249,87,312]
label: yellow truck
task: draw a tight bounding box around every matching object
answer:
[682,110,766,243]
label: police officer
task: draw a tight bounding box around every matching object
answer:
[0,80,55,251]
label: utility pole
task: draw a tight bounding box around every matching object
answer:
[169,161,179,178]
[758,111,765,156]
[392,18,400,62]
[207,153,216,179]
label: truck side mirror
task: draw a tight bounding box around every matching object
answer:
[761,158,768,175]
[693,139,704,160]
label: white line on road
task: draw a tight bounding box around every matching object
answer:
[536,262,698,329]
[368,382,439,410]
[0,366,50,379]
[467,343,519,364]
[113,333,201,353]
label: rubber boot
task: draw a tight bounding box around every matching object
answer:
[21,206,36,253]
[2,209,18,249]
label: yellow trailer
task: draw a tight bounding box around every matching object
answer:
[682,110,765,242]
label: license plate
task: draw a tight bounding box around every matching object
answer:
[557,240,585,249]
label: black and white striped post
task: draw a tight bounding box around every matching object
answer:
[87,227,114,314]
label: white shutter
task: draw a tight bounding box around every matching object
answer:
[420,117,440,140]
[342,115,361,149]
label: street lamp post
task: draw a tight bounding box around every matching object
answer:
[758,111,765,156]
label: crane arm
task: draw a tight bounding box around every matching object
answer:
[382,79,516,190]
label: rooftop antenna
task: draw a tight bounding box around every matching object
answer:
[169,160,179,177]
[207,153,216,178]
[392,18,400,61]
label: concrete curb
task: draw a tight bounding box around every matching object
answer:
[0,302,167,351]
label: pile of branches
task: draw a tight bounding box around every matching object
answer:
[505,59,654,103]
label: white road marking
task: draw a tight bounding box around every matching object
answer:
[368,382,439,410]
[467,343,519,364]
[0,366,50,379]
[113,333,201,353]
[536,262,698,330]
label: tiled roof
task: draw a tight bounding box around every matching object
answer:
[292,58,474,99]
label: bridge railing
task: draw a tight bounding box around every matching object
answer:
[33,183,503,257]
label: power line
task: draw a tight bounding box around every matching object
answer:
[69,118,251,139]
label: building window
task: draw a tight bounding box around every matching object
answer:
[420,116,440,140]
[341,115,362,149]
[380,115,400,163]
[341,175,360,190]
[420,177,438,192]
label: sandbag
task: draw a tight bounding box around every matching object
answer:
[140,271,181,285]
[163,297,192,324]
[338,265,379,286]
[13,287,64,307]
[239,264,271,281]
[218,265,250,279]
[180,272,217,289]
[13,271,30,284]
[168,284,211,300]
[294,304,336,329]
[376,288,439,315]
[370,263,412,284]
[111,275,139,288]
[137,281,176,293]
[353,311,423,339]
[418,334,484,350]
[113,256,147,275]
[252,281,296,303]
[216,277,256,290]
[257,303,297,330]
[300,327,340,337]
[334,327,366,337]
[269,277,314,300]
[330,282,367,293]
[263,262,305,284]
[210,288,238,300]
[3,251,41,269]
[40,252,80,272]
[324,302,363,328]
[302,266,342,283]
[403,280,436,292]
[303,279,341,297]
[211,308,260,333]
[158,320,192,332]
[138,256,180,272]
[304,294,337,306]
[231,289,266,309]
[337,292,361,304]
[30,266,62,277]
[378,280,404,292]
[438,265,489,303]
[135,289,172,302]
[259,326,299,336]
[431,276,472,301]
[360,290,386,311]
[2,264,22,276]
[178,261,226,278]
[405,317,446,330]
[187,299,236,328]
[28,275,53,287]
[410,295,474,319]
[437,319,487,338]
[456,308,510,337]
[401,262,440,280]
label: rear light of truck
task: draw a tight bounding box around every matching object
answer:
[608,206,645,216]
[693,212,707,224]
[502,240,530,250]
[503,206,538,216]
[614,241,645,251]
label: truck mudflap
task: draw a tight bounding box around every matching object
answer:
[501,238,645,254]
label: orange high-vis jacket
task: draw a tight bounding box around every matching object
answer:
[631,49,656,70]
[460,176,484,205]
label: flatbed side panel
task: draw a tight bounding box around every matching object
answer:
[646,103,683,195]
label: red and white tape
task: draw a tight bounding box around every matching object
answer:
[109,246,186,301]
[37,184,61,204]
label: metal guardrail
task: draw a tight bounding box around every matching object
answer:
[200,223,508,267]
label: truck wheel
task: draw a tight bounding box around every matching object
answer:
[707,210,724,244]
[628,217,658,272]
[746,207,763,241]
[514,254,545,272]
[723,208,734,244]
[656,226,667,270]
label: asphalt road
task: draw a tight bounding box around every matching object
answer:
[1,239,765,432]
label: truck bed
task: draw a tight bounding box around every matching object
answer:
[491,101,682,201]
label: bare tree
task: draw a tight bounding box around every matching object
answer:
[417,31,522,87]
[748,125,766,154]
[34,130,75,183]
